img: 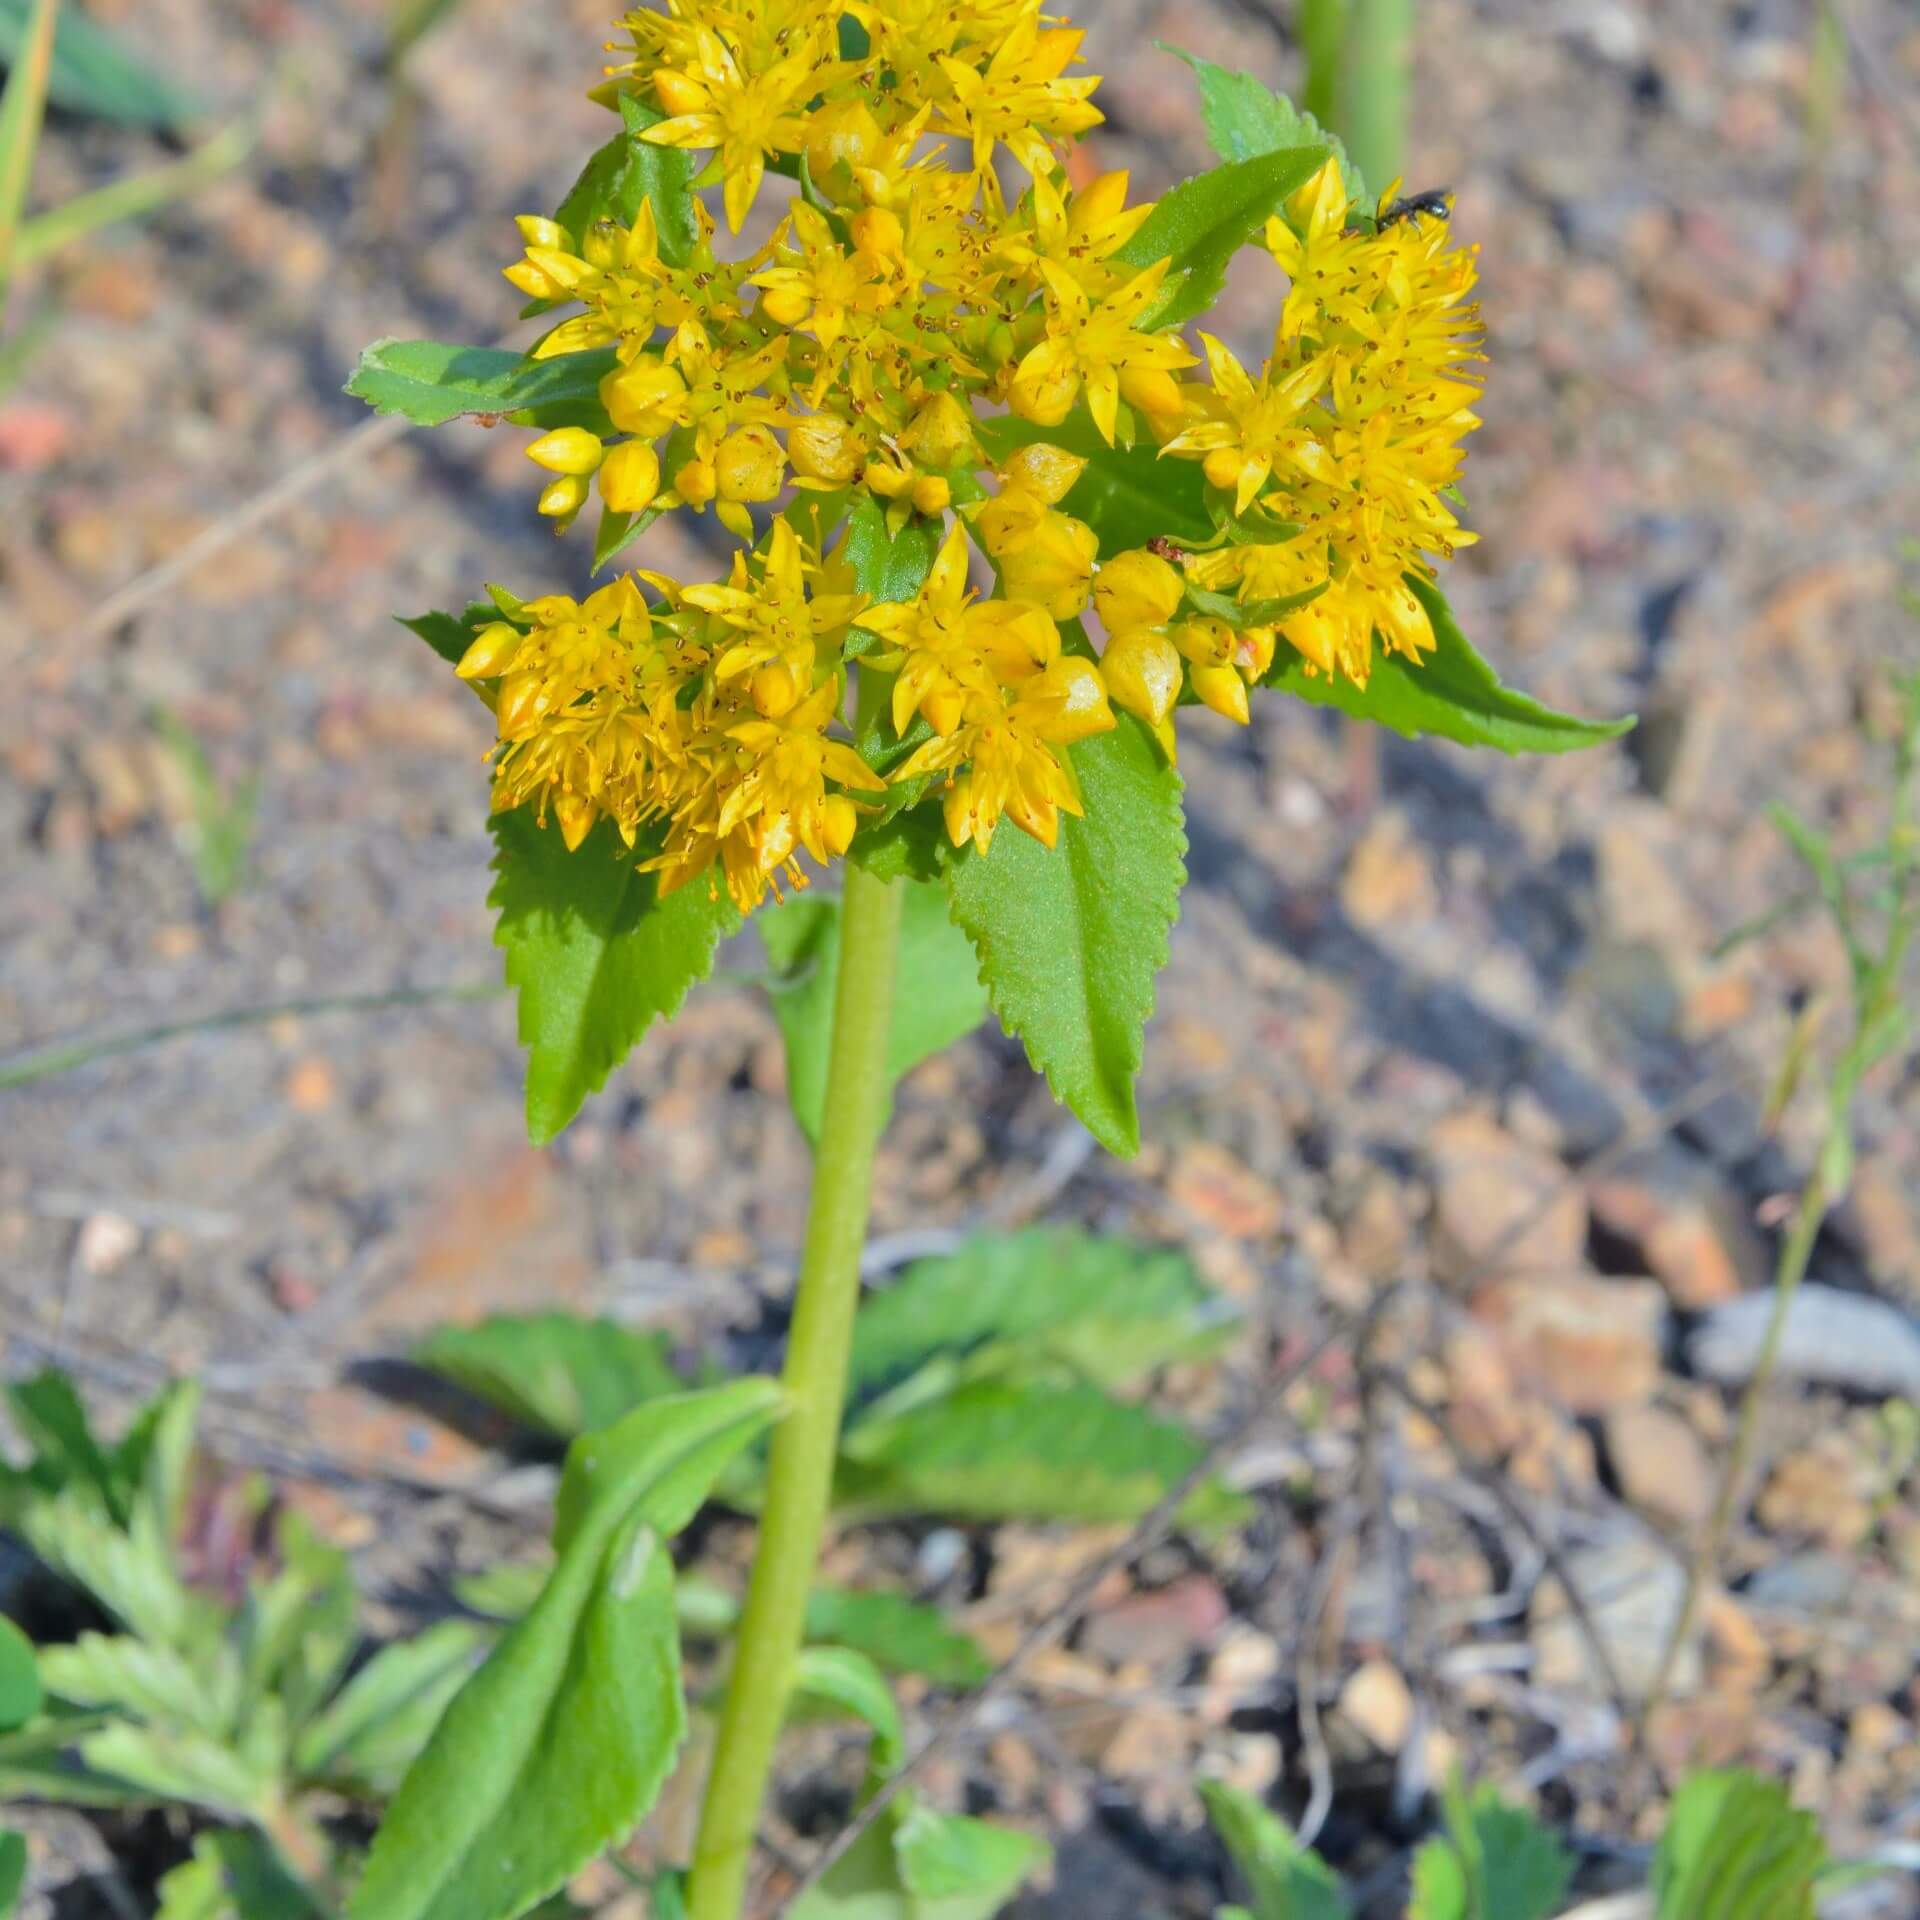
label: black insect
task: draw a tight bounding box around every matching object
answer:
[1376,187,1453,232]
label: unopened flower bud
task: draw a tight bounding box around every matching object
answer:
[1032,656,1115,744]
[715,426,785,503]
[597,440,661,514]
[1189,661,1250,724]
[600,358,686,434]
[675,456,717,508]
[806,98,882,183]
[455,621,523,680]
[901,392,976,470]
[652,70,706,117]
[822,792,859,855]
[1119,365,1185,420]
[1173,616,1236,668]
[850,207,904,259]
[758,283,812,327]
[536,472,591,520]
[1099,628,1183,727]
[999,509,1098,620]
[788,414,865,485]
[1094,549,1184,632]
[1002,443,1087,504]
[751,661,799,717]
[911,473,953,516]
[526,427,605,477]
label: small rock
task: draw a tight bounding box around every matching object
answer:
[1210,1731,1283,1796]
[1688,1285,1920,1398]
[73,1211,139,1277]
[1757,1435,1876,1551]
[284,1057,337,1114]
[1603,1404,1714,1526]
[1429,1111,1589,1284]
[1532,1533,1699,1700]
[1700,1590,1770,1696]
[1844,1151,1920,1299]
[1474,1273,1668,1413]
[1336,1658,1414,1754]
[1100,1705,1192,1782]
[1587,1146,1765,1308]
[1339,809,1436,929]
[1169,1142,1284,1240]
[1201,1629,1281,1723]
[1082,1575,1230,1668]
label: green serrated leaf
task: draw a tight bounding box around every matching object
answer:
[0,0,198,131]
[849,1229,1229,1399]
[4,1369,120,1514]
[1266,576,1633,755]
[837,1379,1245,1530]
[17,1482,202,1651]
[761,878,985,1147]
[842,494,943,632]
[945,705,1185,1158]
[293,1621,487,1796]
[73,1720,272,1821]
[0,1620,38,1733]
[345,341,617,432]
[38,1632,233,1741]
[1116,147,1329,331]
[349,1382,780,1920]
[1409,1780,1573,1920]
[1200,1780,1350,1920]
[551,96,699,265]
[489,809,739,1144]
[416,1313,683,1438]
[976,411,1212,560]
[1651,1770,1825,1920]
[1160,46,1367,208]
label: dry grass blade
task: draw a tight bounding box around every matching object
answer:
[0,0,59,316]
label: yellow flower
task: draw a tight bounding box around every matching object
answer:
[642,27,835,232]
[935,16,1103,199]
[1091,549,1185,748]
[897,657,1114,852]
[682,519,862,689]
[1009,260,1196,443]
[1162,334,1335,513]
[859,522,1059,736]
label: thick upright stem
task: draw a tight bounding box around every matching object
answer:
[1343,0,1412,193]
[687,861,904,1920]
[1300,0,1346,132]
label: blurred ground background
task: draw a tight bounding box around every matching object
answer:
[4,0,1920,1912]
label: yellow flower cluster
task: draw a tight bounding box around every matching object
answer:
[474,0,1485,913]
[1163,162,1484,684]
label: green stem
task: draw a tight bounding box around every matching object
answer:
[1342,0,1412,193]
[1300,0,1346,132]
[687,860,904,1920]
[1642,1166,1829,1733]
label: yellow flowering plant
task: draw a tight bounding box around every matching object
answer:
[342,11,1629,1920]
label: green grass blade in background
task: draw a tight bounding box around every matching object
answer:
[13,117,253,272]
[0,0,57,318]
[0,0,198,131]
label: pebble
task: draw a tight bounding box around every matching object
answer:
[1688,1285,1920,1398]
